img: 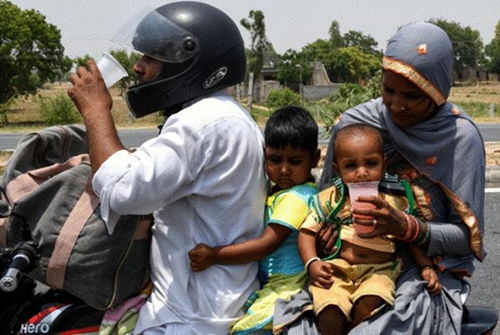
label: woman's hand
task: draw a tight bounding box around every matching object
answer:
[188,243,217,272]
[420,266,442,295]
[308,260,335,289]
[68,60,113,117]
[316,225,339,257]
[351,195,407,238]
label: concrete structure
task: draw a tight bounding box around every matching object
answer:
[299,61,340,100]
[310,61,332,86]
[302,84,341,100]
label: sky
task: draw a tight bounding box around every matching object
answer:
[9,0,500,60]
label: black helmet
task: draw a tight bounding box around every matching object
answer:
[117,1,246,118]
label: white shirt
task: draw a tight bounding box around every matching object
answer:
[92,93,266,334]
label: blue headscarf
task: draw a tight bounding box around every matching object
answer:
[384,22,454,105]
[320,22,485,260]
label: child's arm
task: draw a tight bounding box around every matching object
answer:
[408,244,441,295]
[188,223,291,271]
[298,229,334,289]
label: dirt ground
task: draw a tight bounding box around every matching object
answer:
[485,142,500,166]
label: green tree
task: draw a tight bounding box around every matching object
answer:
[328,47,381,83]
[299,21,381,83]
[38,93,81,125]
[328,21,344,49]
[276,49,312,85]
[429,19,484,77]
[0,1,71,123]
[240,10,272,83]
[302,39,336,67]
[485,20,500,73]
[342,30,381,56]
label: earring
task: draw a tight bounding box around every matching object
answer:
[400,106,406,111]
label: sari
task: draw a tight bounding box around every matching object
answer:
[274,22,485,335]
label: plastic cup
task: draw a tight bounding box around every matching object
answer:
[347,181,379,234]
[96,52,128,88]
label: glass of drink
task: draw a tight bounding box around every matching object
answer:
[96,52,128,88]
[347,181,379,234]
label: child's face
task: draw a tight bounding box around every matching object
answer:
[265,145,319,190]
[334,134,385,184]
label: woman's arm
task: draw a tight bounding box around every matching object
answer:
[188,223,291,271]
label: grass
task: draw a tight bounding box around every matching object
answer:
[1,82,162,132]
[448,82,500,122]
[2,81,500,132]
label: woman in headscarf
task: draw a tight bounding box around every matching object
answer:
[274,22,486,334]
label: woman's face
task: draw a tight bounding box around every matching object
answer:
[382,71,437,127]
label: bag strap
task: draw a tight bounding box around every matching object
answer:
[0,154,90,248]
[46,180,99,289]
[28,154,90,179]
[5,154,90,203]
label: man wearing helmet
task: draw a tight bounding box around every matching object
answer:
[68,2,266,334]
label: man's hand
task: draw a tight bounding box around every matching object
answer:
[188,243,217,272]
[309,260,335,289]
[67,59,123,173]
[67,60,113,117]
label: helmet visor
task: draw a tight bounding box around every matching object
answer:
[111,6,199,63]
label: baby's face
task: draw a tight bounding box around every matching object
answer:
[334,135,384,184]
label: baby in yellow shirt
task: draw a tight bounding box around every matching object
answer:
[298,124,441,335]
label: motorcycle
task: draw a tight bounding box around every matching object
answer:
[0,240,104,335]
[1,240,497,334]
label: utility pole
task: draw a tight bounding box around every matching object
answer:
[247,72,254,110]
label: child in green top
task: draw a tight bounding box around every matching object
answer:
[188,106,320,334]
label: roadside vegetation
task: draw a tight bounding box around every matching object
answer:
[2,79,500,133]
[2,81,500,175]
[2,1,500,172]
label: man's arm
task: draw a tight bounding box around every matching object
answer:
[68,60,124,173]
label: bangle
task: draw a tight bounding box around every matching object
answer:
[409,215,420,242]
[304,257,321,272]
[399,213,415,242]
[398,213,423,243]
[416,222,431,246]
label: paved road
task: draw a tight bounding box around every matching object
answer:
[0,123,499,150]
[468,191,500,334]
[0,128,160,151]
[478,123,500,142]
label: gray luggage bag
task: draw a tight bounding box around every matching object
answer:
[0,125,151,310]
